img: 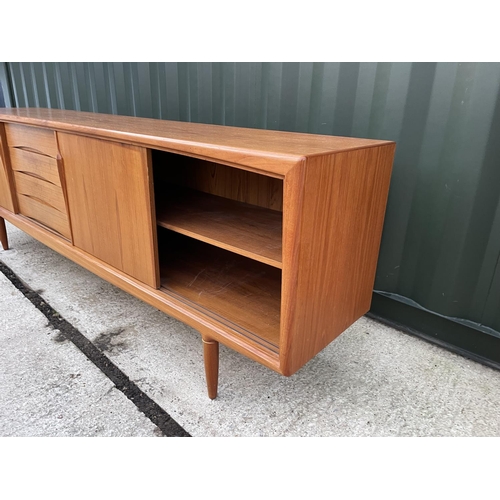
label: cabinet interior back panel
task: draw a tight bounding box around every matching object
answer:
[152,151,283,211]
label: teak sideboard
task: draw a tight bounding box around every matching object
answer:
[0,108,396,399]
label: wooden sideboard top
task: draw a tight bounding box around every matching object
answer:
[0,108,394,176]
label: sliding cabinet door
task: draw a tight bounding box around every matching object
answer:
[58,133,159,288]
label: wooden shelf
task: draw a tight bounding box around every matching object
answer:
[159,231,281,352]
[156,186,282,268]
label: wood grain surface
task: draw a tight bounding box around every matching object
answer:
[280,144,396,375]
[14,172,67,214]
[154,151,284,210]
[5,123,59,158]
[159,231,281,351]
[58,132,160,288]
[16,193,71,239]
[0,108,393,176]
[202,337,219,399]
[0,216,8,250]
[7,124,71,239]
[9,148,62,186]
[0,124,16,213]
[156,186,282,268]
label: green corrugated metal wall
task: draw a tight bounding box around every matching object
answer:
[1,62,499,364]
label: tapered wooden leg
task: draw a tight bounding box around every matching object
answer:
[202,336,219,399]
[0,217,8,251]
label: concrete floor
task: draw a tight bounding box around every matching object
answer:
[1,221,499,437]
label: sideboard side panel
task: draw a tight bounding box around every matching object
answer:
[281,144,396,375]
[58,133,160,288]
[0,123,16,212]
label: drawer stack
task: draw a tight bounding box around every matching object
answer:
[6,124,71,240]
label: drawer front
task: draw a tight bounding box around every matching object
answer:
[5,123,59,158]
[17,192,71,239]
[14,171,67,214]
[5,123,71,239]
[9,148,61,186]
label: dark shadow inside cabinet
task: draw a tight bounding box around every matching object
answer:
[151,149,283,352]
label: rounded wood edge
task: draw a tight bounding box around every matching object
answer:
[0,216,8,250]
[202,335,219,400]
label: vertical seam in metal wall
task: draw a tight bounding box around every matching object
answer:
[3,63,16,107]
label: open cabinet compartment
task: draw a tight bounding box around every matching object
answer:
[151,150,283,353]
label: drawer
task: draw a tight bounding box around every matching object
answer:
[17,193,71,240]
[14,171,67,214]
[13,167,71,239]
[5,123,59,159]
[9,148,61,186]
